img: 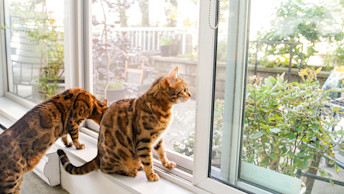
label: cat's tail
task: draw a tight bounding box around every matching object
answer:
[57,149,99,175]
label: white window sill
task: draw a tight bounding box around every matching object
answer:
[0,96,210,194]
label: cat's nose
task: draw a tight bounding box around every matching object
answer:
[188,92,191,97]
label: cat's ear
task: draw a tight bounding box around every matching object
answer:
[168,66,179,85]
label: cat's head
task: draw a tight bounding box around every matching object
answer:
[157,66,191,104]
[89,98,108,124]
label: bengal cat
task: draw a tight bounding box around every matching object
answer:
[58,67,191,181]
[0,88,107,194]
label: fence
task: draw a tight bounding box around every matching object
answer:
[93,26,193,55]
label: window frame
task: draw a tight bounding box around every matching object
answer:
[0,0,280,193]
[0,0,7,97]
[83,0,196,174]
[193,0,271,193]
[192,0,249,193]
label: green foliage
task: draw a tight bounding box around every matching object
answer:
[243,68,344,177]
[106,81,124,90]
[253,0,344,70]
[27,16,64,100]
[211,99,225,160]
[160,35,173,46]
[173,100,225,158]
[173,110,195,156]
[216,40,228,63]
[9,1,64,100]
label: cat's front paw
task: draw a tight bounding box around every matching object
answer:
[147,173,159,181]
[75,144,85,150]
[64,142,73,147]
[137,163,144,171]
[128,169,138,177]
[163,161,176,169]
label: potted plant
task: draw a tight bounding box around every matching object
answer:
[26,13,65,101]
[105,80,126,103]
[160,35,173,56]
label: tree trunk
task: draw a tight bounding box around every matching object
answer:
[304,153,321,194]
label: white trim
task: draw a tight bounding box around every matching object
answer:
[3,0,11,93]
[83,0,93,92]
[154,168,209,194]
[0,0,6,96]
[237,181,274,194]
[4,92,36,109]
[0,96,29,123]
[228,0,250,185]
[164,151,193,173]
[153,154,193,182]
[193,0,217,186]
[193,0,250,193]
[196,177,246,194]
[219,0,250,185]
[64,0,84,89]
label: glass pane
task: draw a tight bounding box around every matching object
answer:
[91,0,199,160]
[209,0,230,182]
[4,0,65,103]
[210,0,344,192]
[242,0,344,192]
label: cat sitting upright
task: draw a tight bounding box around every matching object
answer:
[0,88,107,194]
[58,66,191,181]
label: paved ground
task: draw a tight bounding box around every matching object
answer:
[311,153,344,194]
[21,172,68,194]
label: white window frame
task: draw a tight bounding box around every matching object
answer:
[1,0,36,109]
[0,0,279,193]
[0,0,6,97]
[194,0,272,193]
[82,0,195,176]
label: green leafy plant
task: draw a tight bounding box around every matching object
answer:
[106,81,124,90]
[160,35,173,46]
[243,68,344,179]
[27,17,64,100]
[8,1,64,100]
[252,0,344,71]
[173,100,224,159]
[173,110,196,156]
[26,13,64,100]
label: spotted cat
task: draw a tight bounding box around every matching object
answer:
[58,67,191,181]
[0,88,107,193]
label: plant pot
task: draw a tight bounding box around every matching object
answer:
[160,45,171,57]
[170,44,180,56]
[106,88,126,104]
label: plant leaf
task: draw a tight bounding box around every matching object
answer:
[332,107,342,112]
[250,131,265,139]
[270,154,278,160]
[270,127,281,133]
[302,159,308,169]
[315,67,322,74]
[336,164,340,174]
[329,178,334,187]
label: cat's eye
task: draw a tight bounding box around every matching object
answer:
[183,88,186,92]
[172,92,176,95]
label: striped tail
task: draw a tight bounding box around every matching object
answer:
[57,149,99,175]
